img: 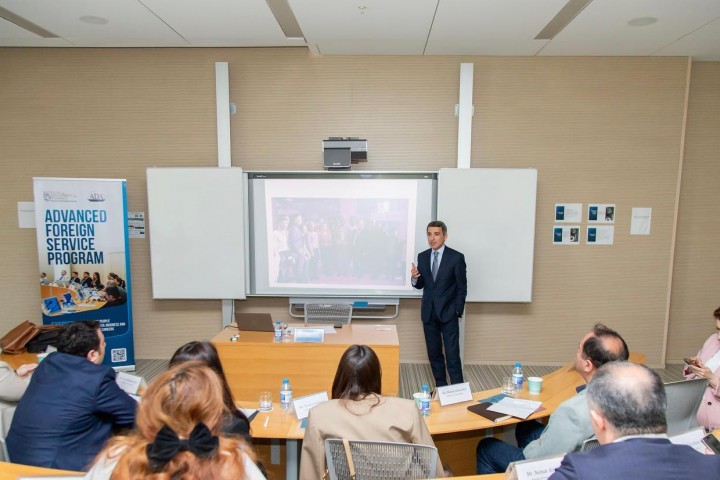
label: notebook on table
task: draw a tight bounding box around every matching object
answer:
[468,402,512,423]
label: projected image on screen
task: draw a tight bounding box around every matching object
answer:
[249,174,434,296]
[269,197,410,288]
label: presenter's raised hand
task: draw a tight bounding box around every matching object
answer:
[410,262,420,279]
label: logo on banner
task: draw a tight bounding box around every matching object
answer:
[43,191,77,202]
[88,193,106,202]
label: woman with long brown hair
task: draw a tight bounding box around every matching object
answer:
[85,362,264,479]
[299,344,444,478]
[169,341,251,441]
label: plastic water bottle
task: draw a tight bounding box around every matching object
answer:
[274,321,282,342]
[280,378,292,410]
[512,363,524,392]
[420,384,431,417]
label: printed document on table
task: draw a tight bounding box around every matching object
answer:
[487,397,542,419]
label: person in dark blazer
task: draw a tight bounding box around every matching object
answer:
[100,285,127,308]
[80,271,93,288]
[6,320,137,471]
[411,220,467,387]
[549,362,720,480]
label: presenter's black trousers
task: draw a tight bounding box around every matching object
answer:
[422,308,463,387]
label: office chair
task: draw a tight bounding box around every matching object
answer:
[304,303,353,326]
[580,437,601,452]
[325,439,437,480]
[0,409,11,462]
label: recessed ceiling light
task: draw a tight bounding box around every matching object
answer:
[79,15,108,25]
[628,17,657,27]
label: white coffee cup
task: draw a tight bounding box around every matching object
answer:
[528,376,543,394]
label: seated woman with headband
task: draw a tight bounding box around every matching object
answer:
[85,362,264,479]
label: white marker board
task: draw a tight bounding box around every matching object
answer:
[437,168,537,302]
[146,167,246,299]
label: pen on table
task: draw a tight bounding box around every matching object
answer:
[264,416,269,428]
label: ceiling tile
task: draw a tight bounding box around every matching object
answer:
[142,0,305,46]
[540,0,720,56]
[0,0,186,46]
[426,0,566,55]
[290,0,437,55]
[654,16,720,61]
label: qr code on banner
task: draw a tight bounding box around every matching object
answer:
[111,348,127,363]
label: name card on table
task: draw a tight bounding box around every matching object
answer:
[437,382,473,406]
[294,328,325,343]
[508,455,564,480]
[116,372,147,395]
[293,391,329,420]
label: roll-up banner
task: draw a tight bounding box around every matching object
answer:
[33,178,135,370]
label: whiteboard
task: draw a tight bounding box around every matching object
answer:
[146,168,246,299]
[437,168,537,302]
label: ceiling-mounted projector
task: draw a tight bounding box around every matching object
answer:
[323,137,367,170]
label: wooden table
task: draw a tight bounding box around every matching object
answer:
[0,461,82,478]
[238,362,584,479]
[427,363,583,475]
[244,352,645,479]
[40,285,105,314]
[212,323,400,402]
[0,352,38,369]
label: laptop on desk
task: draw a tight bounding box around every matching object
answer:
[665,378,707,436]
[235,312,275,332]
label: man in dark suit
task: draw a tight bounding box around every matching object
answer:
[549,361,720,480]
[411,220,467,387]
[7,320,136,471]
[80,271,93,288]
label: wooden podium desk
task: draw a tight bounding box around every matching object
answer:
[212,324,400,402]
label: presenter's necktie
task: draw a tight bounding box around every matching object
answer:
[432,251,439,281]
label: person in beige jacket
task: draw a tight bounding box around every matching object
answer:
[300,345,444,479]
[0,360,37,435]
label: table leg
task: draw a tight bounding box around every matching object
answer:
[286,439,299,480]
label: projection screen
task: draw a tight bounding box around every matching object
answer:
[246,172,436,297]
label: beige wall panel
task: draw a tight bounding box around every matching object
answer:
[667,62,720,362]
[461,57,689,366]
[229,49,461,171]
[0,48,224,359]
[0,48,691,364]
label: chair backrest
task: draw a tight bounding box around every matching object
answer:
[580,437,601,452]
[325,439,437,480]
[664,378,707,436]
[0,409,11,462]
[0,436,9,463]
[305,304,353,325]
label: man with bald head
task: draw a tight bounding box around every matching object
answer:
[550,362,720,479]
[476,324,629,474]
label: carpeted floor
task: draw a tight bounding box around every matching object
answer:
[134,359,686,399]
